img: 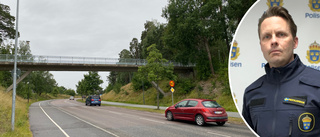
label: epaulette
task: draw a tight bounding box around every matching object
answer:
[299,69,320,88]
[245,76,264,93]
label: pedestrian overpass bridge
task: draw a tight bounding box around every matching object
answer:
[0,54,194,72]
[0,54,194,92]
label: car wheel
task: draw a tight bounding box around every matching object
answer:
[98,104,101,106]
[85,102,87,106]
[195,115,205,126]
[166,111,174,121]
[216,122,225,126]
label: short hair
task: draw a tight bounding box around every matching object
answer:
[258,6,297,39]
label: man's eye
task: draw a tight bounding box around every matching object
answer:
[264,35,270,39]
[278,33,285,37]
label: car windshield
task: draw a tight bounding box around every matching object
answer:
[92,96,100,99]
[202,101,221,108]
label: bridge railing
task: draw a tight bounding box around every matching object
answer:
[0,54,195,67]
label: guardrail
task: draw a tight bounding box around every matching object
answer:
[0,54,195,67]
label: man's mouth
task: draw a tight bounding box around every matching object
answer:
[270,50,281,54]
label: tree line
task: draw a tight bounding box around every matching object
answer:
[106,0,256,94]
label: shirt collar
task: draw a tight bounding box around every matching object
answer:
[264,54,305,82]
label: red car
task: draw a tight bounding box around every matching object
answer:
[165,99,228,126]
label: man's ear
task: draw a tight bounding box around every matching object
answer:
[293,37,298,49]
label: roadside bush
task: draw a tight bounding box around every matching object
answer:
[175,78,195,95]
[105,84,113,93]
[217,67,231,95]
[131,73,151,92]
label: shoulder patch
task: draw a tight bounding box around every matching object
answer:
[245,76,264,93]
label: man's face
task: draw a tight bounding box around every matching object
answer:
[259,16,298,68]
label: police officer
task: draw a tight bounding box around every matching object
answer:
[242,6,320,137]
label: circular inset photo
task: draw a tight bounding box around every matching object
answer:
[229,0,320,136]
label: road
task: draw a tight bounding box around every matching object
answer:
[29,99,255,137]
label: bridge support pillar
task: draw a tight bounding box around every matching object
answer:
[7,70,32,92]
[151,81,167,96]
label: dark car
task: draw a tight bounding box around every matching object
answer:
[165,99,228,126]
[85,95,101,106]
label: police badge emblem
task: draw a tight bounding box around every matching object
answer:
[230,41,240,60]
[267,0,284,8]
[309,0,320,12]
[306,41,320,64]
[298,112,315,132]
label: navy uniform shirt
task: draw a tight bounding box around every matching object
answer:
[242,55,320,137]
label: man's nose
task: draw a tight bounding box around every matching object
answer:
[271,35,278,46]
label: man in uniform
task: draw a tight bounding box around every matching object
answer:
[242,6,320,137]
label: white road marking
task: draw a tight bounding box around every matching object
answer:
[83,105,167,125]
[39,102,70,137]
[57,108,120,137]
[74,105,165,125]
[207,132,231,137]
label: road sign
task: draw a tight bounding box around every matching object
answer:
[170,87,175,93]
[169,80,175,87]
[11,68,21,78]
[171,87,175,105]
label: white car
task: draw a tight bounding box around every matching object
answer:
[69,96,74,100]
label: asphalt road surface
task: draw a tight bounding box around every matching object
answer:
[29,99,255,137]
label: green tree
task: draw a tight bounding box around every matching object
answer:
[52,87,59,97]
[131,70,151,91]
[0,41,37,88]
[57,86,67,94]
[0,42,14,87]
[85,71,103,95]
[0,3,17,43]
[76,79,87,96]
[17,81,33,102]
[129,38,142,59]
[140,20,169,59]
[137,44,175,109]
[162,0,225,77]
[29,71,57,96]
[161,0,257,78]
[226,0,257,26]
[76,71,103,95]
[0,70,11,87]
[106,71,117,87]
[65,89,76,96]
[117,49,133,85]
[18,41,32,57]
[118,49,132,59]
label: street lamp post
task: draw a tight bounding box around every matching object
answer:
[11,0,20,131]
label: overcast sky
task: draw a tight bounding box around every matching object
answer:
[2,0,168,90]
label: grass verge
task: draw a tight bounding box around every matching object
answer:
[0,88,32,137]
[0,87,71,137]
